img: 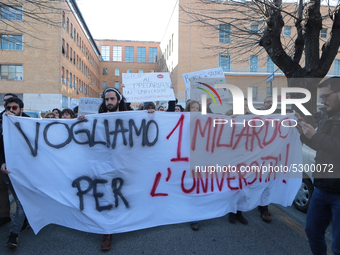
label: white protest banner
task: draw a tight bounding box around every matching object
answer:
[3,112,302,234]
[122,72,175,102]
[78,97,102,116]
[182,67,230,101]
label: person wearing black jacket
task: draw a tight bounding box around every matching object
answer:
[0,93,18,228]
[0,97,29,248]
[297,77,340,255]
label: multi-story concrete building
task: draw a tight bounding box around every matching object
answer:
[160,0,340,109]
[0,0,102,111]
[1,0,338,112]
[95,40,160,92]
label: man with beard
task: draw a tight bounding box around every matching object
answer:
[98,88,125,251]
[98,87,127,113]
[296,77,340,255]
[0,97,29,248]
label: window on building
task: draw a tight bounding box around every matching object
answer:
[283,26,292,36]
[250,86,258,101]
[1,6,23,20]
[115,68,119,76]
[71,23,73,38]
[250,25,259,34]
[0,65,23,80]
[125,46,134,62]
[70,48,72,62]
[66,70,69,85]
[1,35,23,50]
[127,68,132,73]
[62,12,65,28]
[115,81,119,89]
[219,24,231,43]
[250,55,258,72]
[73,74,75,87]
[103,81,107,89]
[321,28,328,39]
[149,47,158,62]
[70,72,72,87]
[103,68,108,75]
[101,45,110,61]
[62,38,65,55]
[172,34,174,52]
[73,52,75,65]
[62,96,68,108]
[67,18,69,33]
[74,28,76,42]
[77,33,79,46]
[334,59,340,75]
[266,87,272,97]
[139,69,143,73]
[137,47,146,62]
[66,43,69,59]
[112,46,122,61]
[219,54,231,72]
[267,56,275,73]
[62,67,65,83]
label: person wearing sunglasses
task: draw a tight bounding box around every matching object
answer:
[0,97,30,249]
[44,112,57,119]
[0,93,18,230]
[296,76,340,255]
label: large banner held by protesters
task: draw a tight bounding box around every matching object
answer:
[3,112,302,234]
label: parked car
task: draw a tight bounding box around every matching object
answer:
[23,111,43,118]
[293,144,316,213]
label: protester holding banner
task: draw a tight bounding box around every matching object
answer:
[225,98,250,225]
[97,87,127,251]
[0,97,30,248]
[0,93,17,228]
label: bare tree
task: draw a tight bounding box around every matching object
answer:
[181,0,340,124]
[0,0,66,44]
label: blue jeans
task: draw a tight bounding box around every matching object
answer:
[6,178,25,235]
[305,188,340,255]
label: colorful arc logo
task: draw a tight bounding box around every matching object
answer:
[197,82,223,106]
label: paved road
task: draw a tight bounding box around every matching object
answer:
[0,203,333,255]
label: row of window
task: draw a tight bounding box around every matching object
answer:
[103,68,144,76]
[101,46,158,63]
[219,54,275,73]
[164,34,174,61]
[61,66,92,94]
[61,38,97,85]
[219,24,328,43]
[102,81,120,90]
[62,11,95,68]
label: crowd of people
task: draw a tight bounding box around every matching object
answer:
[0,77,339,254]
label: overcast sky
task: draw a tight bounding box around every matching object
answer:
[76,0,177,42]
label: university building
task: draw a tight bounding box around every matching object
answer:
[0,0,338,111]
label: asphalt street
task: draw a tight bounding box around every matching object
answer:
[0,202,333,255]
